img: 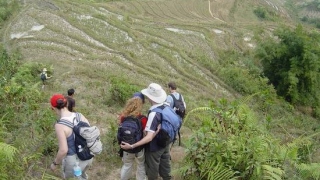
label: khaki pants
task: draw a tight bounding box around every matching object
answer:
[121,149,146,180]
[62,154,93,179]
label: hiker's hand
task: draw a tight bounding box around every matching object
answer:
[50,163,57,171]
[120,142,131,150]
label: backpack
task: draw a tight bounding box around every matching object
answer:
[151,105,182,148]
[57,113,103,160]
[40,73,46,81]
[117,116,144,153]
[170,94,186,119]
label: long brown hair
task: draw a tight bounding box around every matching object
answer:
[121,97,143,117]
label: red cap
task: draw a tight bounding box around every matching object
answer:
[50,94,66,108]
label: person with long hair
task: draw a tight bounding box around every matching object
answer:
[118,92,147,180]
[49,94,93,179]
[121,83,172,180]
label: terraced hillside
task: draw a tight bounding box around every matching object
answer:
[4,0,287,105]
[2,0,298,179]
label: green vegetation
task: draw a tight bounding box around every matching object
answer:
[0,46,49,179]
[295,0,320,29]
[256,25,320,110]
[108,76,140,106]
[181,97,320,179]
[1,0,320,179]
[254,7,267,19]
[0,0,19,25]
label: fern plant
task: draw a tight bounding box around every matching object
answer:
[0,142,18,179]
[180,98,285,180]
[295,163,320,180]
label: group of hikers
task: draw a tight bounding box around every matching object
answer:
[48,81,186,180]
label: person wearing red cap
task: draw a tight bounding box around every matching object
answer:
[50,94,93,179]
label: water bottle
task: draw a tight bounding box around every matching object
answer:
[73,161,82,177]
[78,145,83,152]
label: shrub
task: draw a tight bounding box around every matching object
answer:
[181,99,284,179]
[254,7,266,19]
[108,76,140,106]
[256,25,320,107]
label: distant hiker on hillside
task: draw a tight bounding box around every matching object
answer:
[117,92,147,180]
[166,82,186,119]
[40,68,51,88]
[121,83,175,180]
[49,94,93,179]
[66,88,76,112]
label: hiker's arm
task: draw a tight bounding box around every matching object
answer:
[121,124,160,150]
[51,124,68,170]
[120,131,154,150]
[182,95,186,109]
[45,74,52,79]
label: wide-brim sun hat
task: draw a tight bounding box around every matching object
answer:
[141,83,167,103]
[43,68,47,72]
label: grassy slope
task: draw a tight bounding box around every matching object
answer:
[3,0,320,179]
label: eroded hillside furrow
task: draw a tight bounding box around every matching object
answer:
[63,3,229,97]
[6,0,241,101]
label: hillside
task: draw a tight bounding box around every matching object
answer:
[2,0,319,179]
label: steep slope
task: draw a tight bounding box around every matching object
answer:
[2,0,300,179]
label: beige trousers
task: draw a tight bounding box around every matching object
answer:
[61,154,93,179]
[121,148,146,180]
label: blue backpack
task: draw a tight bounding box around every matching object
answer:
[151,105,182,147]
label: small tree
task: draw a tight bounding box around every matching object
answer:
[256,25,320,107]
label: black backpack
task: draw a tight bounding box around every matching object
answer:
[40,73,46,81]
[57,113,102,160]
[117,116,143,153]
[170,94,186,119]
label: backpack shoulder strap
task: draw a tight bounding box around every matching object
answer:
[150,106,165,123]
[172,93,182,101]
[57,119,73,129]
[170,94,177,102]
[74,112,81,124]
[133,116,143,132]
[151,105,165,113]
[56,112,81,128]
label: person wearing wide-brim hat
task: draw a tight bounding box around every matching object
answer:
[121,83,172,180]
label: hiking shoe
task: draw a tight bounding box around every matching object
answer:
[81,173,88,179]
